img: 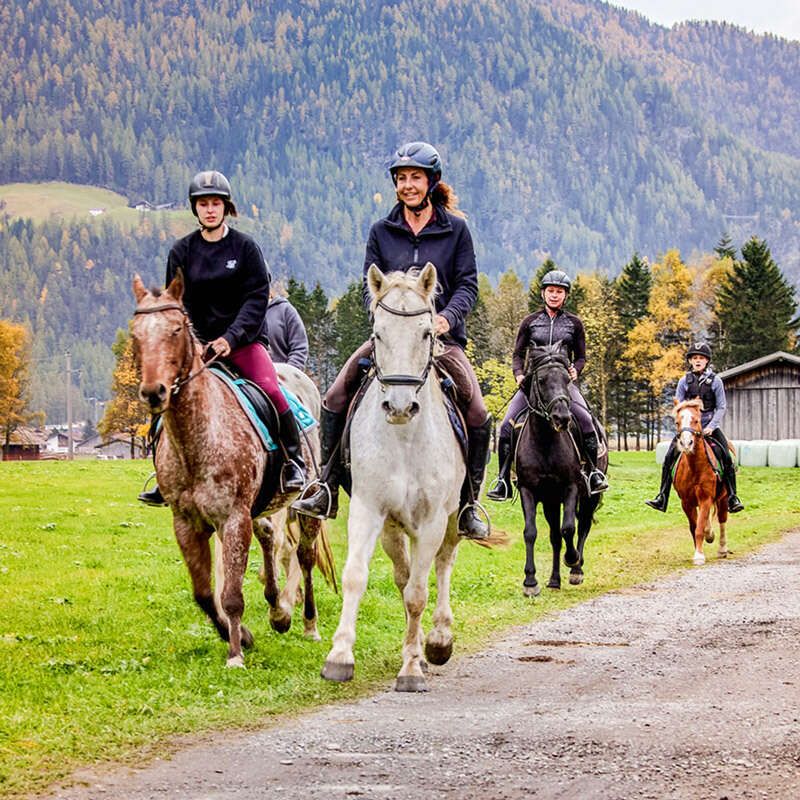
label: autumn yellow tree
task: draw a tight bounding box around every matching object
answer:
[98,329,149,457]
[0,320,43,445]
[573,272,622,427]
[484,268,528,363]
[623,249,695,441]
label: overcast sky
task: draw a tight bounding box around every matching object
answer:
[611,1,800,41]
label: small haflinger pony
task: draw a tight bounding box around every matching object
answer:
[515,343,607,595]
[131,273,332,667]
[672,398,730,565]
[321,263,465,692]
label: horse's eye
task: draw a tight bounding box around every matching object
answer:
[373,332,382,343]
[422,329,431,340]
[171,326,181,337]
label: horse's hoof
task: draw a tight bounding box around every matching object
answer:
[303,625,322,641]
[693,553,706,566]
[269,610,292,635]
[705,531,715,544]
[718,549,729,559]
[425,639,453,666]
[321,660,354,682]
[523,583,541,598]
[569,572,584,586]
[226,655,245,668]
[240,626,254,649]
[547,579,561,590]
[395,675,428,693]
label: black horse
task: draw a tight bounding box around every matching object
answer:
[514,343,607,595]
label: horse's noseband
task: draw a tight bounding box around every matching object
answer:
[526,353,571,422]
[371,299,435,392]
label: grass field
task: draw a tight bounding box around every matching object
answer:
[0,454,798,798]
[0,181,193,229]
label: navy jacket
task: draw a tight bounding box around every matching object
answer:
[266,297,309,370]
[166,228,270,350]
[362,202,478,348]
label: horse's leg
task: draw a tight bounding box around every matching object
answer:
[297,514,322,640]
[519,487,541,597]
[717,498,729,557]
[569,496,596,586]
[173,515,230,643]
[216,509,255,667]
[396,515,448,692]
[543,499,563,589]
[561,484,580,569]
[425,514,460,667]
[693,498,711,566]
[254,514,294,634]
[322,496,384,682]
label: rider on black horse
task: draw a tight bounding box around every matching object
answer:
[487,269,609,502]
[645,342,744,514]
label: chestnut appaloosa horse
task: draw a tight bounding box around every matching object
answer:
[672,398,730,565]
[131,273,334,667]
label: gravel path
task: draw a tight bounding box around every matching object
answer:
[52,531,800,800]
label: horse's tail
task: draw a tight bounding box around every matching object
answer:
[314,521,339,593]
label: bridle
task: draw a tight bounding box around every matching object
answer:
[371,298,435,392]
[132,302,221,397]
[526,351,571,422]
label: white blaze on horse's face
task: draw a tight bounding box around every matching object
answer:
[367,263,437,425]
[677,406,698,453]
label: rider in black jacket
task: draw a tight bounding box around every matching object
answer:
[293,141,492,539]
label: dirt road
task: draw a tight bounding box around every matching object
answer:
[52,531,800,800]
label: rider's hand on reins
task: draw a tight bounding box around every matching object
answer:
[205,337,231,361]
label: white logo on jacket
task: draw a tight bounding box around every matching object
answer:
[225,260,237,270]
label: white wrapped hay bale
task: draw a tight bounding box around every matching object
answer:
[655,440,672,464]
[768,440,800,468]
[738,440,770,468]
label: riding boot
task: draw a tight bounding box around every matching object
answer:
[487,431,513,502]
[277,409,307,493]
[291,407,347,520]
[723,462,745,513]
[138,478,167,506]
[458,418,492,540]
[582,432,609,494]
[645,440,678,512]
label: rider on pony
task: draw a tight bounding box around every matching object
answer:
[645,342,744,514]
[487,269,609,501]
[138,170,306,505]
[292,141,493,540]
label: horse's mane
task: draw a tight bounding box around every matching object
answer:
[369,269,437,314]
[526,342,570,373]
[673,397,703,419]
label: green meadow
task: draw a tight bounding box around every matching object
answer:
[0,455,797,798]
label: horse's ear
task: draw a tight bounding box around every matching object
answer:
[366,263,384,299]
[133,274,148,303]
[418,262,437,299]
[673,397,679,407]
[166,268,185,302]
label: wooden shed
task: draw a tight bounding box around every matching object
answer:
[2,426,47,461]
[718,351,800,440]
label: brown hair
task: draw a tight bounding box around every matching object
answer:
[431,181,465,218]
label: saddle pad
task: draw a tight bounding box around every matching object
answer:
[209,366,315,452]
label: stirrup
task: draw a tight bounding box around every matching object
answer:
[457,500,491,540]
[588,469,609,495]
[279,459,306,494]
[486,476,513,502]
[291,479,334,520]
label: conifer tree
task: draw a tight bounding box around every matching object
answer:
[713,236,798,369]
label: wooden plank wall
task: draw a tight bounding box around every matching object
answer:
[723,364,800,440]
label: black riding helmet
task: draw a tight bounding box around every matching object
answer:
[686,342,712,360]
[541,269,572,293]
[188,170,238,218]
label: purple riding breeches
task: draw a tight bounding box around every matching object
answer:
[227,341,289,415]
[499,382,593,438]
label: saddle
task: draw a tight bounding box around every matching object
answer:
[338,359,468,495]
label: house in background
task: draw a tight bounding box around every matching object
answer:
[718,351,800,440]
[2,427,46,460]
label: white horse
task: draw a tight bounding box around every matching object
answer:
[321,263,465,692]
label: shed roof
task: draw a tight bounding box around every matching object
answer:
[718,351,800,381]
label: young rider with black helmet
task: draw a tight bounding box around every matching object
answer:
[487,269,609,501]
[292,141,493,540]
[138,170,306,505]
[645,342,744,514]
